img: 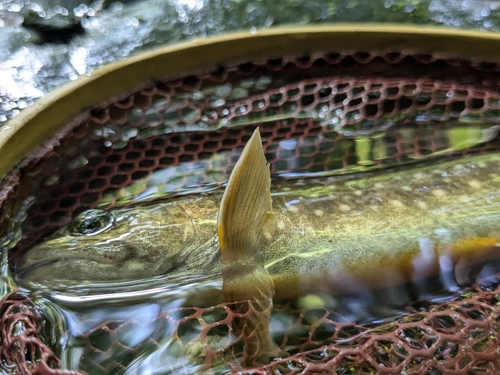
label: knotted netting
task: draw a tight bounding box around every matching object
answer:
[2,48,500,374]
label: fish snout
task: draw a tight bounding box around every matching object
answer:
[15,240,147,284]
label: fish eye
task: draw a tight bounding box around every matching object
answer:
[68,209,115,236]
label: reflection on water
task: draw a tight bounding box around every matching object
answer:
[98,122,500,206]
[4,32,500,372]
[5,107,500,372]
[12,148,500,372]
[26,259,500,374]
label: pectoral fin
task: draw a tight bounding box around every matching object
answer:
[217,128,272,262]
[217,128,283,365]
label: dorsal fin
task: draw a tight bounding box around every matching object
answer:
[217,128,271,262]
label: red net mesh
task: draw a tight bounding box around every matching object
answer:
[43,278,500,374]
[0,293,81,375]
[2,51,500,374]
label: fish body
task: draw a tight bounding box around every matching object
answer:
[16,145,500,299]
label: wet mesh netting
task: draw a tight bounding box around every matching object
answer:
[0,294,78,375]
[2,281,500,374]
[2,51,500,374]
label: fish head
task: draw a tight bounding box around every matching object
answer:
[15,202,197,285]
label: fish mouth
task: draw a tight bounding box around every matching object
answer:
[14,242,143,284]
[15,258,59,280]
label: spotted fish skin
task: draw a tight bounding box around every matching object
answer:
[16,151,500,299]
[265,154,500,298]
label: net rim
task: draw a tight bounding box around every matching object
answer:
[3,24,500,179]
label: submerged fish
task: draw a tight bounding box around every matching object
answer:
[15,129,500,300]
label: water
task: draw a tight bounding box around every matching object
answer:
[10,147,500,373]
[15,259,500,373]
[4,81,500,371]
[3,1,500,371]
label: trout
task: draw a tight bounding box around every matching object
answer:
[15,129,500,300]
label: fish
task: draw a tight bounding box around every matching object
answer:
[15,129,500,301]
